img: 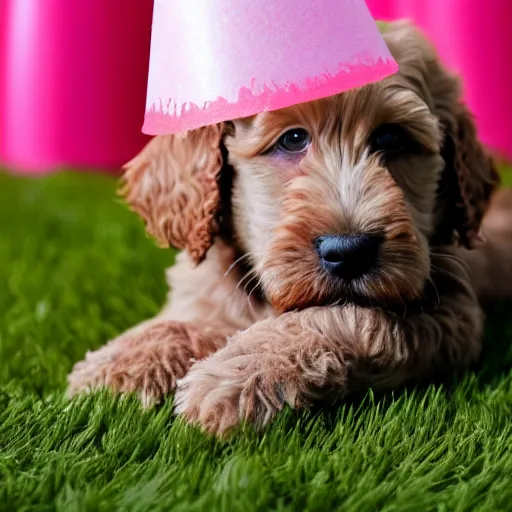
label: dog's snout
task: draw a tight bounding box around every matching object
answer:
[314,234,382,279]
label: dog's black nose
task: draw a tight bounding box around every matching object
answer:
[314,234,382,279]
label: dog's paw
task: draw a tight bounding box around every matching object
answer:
[67,341,121,397]
[67,341,183,407]
[67,321,221,407]
[174,351,292,436]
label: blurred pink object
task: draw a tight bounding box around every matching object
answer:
[0,0,153,173]
[365,0,512,161]
[143,0,398,135]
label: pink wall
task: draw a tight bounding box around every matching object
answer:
[0,0,153,173]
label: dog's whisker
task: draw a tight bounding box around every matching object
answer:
[426,276,441,304]
[237,268,259,295]
[246,279,263,303]
[227,266,264,320]
[224,252,256,278]
[245,277,265,319]
[429,258,467,280]
[430,250,468,270]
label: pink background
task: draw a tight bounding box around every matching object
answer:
[0,0,153,173]
[0,0,510,174]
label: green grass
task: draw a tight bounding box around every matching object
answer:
[0,168,512,511]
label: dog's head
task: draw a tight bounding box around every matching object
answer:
[122,21,499,312]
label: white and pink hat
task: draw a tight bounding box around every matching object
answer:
[142,0,398,135]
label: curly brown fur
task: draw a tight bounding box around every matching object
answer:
[68,21,509,436]
[119,124,227,263]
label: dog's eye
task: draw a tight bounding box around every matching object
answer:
[276,128,311,153]
[370,124,412,156]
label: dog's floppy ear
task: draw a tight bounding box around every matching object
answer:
[441,104,500,248]
[119,124,226,264]
[418,27,500,249]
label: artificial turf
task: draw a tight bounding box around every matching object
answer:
[0,168,511,511]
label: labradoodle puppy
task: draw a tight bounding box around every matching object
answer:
[68,21,511,435]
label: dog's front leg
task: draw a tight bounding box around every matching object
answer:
[67,320,231,406]
[174,310,348,435]
[67,242,266,406]
[175,280,482,436]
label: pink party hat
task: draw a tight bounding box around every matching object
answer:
[142,0,398,135]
